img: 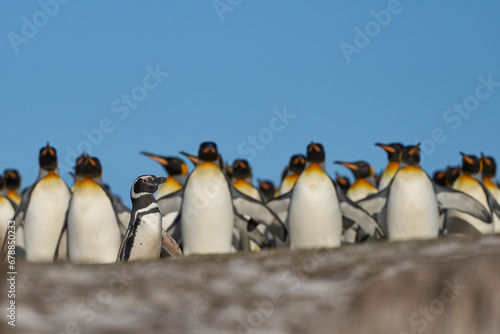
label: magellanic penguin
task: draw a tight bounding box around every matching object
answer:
[10,143,71,262]
[3,169,22,205]
[358,145,493,242]
[481,154,500,233]
[0,175,17,254]
[446,153,500,235]
[279,154,306,195]
[335,160,378,202]
[375,143,404,190]
[267,142,384,250]
[117,175,182,262]
[157,142,286,255]
[56,155,130,264]
[140,152,189,198]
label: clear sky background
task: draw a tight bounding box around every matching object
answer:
[1,1,500,206]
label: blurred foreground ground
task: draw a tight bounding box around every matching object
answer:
[1,235,500,334]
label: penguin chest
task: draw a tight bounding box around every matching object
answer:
[23,177,71,262]
[289,168,342,249]
[181,163,234,255]
[387,167,440,241]
[447,176,492,234]
[347,179,378,202]
[0,196,16,248]
[67,180,121,264]
[128,212,162,261]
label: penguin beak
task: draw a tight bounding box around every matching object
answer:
[334,161,358,171]
[141,151,169,166]
[180,151,199,166]
[152,176,167,185]
[460,152,474,165]
[375,143,396,154]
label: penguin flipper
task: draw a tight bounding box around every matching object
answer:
[54,221,68,262]
[434,183,491,222]
[161,229,183,256]
[265,192,291,223]
[356,186,390,216]
[478,182,500,218]
[102,185,131,236]
[233,213,270,247]
[336,183,385,239]
[231,187,287,241]
[157,189,184,216]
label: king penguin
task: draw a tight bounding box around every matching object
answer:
[258,180,278,201]
[335,160,378,202]
[446,153,499,235]
[157,142,286,255]
[0,175,17,252]
[13,143,71,262]
[358,145,492,241]
[268,142,384,250]
[3,169,22,205]
[375,143,403,190]
[62,155,130,264]
[279,154,306,195]
[117,175,182,262]
[481,154,500,233]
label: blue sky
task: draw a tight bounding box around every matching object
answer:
[1,1,500,206]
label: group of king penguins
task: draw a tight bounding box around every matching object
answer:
[1,141,499,264]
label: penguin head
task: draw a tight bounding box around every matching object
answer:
[400,145,421,166]
[460,152,482,174]
[335,173,351,194]
[258,180,276,201]
[288,154,306,174]
[78,155,103,178]
[481,153,496,177]
[306,142,325,163]
[3,169,21,189]
[335,160,374,179]
[375,143,404,162]
[39,142,58,170]
[131,175,167,198]
[232,159,251,179]
[141,152,189,176]
[197,142,219,162]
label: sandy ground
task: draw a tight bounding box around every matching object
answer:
[1,234,499,334]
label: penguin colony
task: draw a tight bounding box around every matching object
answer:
[1,141,499,264]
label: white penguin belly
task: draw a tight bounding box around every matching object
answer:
[181,163,234,255]
[68,181,122,264]
[128,212,162,261]
[447,177,493,235]
[23,177,71,262]
[387,168,440,241]
[289,168,342,250]
[0,197,15,248]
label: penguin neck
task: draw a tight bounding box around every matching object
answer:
[465,171,483,183]
[173,173,188,186]
[305,161,325,171]
[132,193,157,211]
[38,168,59,179]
